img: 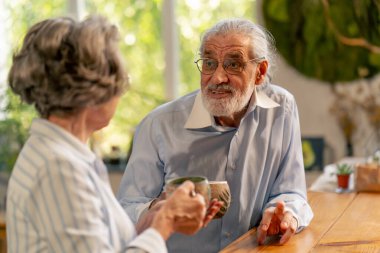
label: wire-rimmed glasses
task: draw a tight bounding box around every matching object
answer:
[194,56,265,75]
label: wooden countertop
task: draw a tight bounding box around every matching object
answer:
[221,191,380,253]
[0,211,5,240]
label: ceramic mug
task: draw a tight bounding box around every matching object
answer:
[209,181,231,218]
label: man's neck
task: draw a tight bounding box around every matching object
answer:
[214,106,249,128]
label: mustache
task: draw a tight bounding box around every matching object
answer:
[206,84,234,92]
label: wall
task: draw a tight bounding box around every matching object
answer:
[272,57,346,164]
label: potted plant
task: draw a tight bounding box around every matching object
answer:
[332,163,353,190]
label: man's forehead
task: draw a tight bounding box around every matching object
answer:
[202,34,251,57]
[203,46,248,59]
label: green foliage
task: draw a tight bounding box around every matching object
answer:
[0,0,65,172]
[0,118,28,172]
[84,0,167,154]
[0,91,36,172]
[5,0,66,48]
[334,164,353,175]
[263,0,380,83]
[3,90,36,129]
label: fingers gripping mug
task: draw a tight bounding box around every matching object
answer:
[208,181,231,218]
[165,176,211,206]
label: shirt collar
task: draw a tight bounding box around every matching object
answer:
[30,118,96,164]
[184,86,280,129]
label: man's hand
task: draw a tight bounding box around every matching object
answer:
[257,201,298,245]
[203,199,223,227]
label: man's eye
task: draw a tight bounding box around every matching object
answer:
[204,59,217,69]
[226,60,243,70]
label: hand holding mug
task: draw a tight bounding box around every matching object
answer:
[164,176,222,232]
[209,181,231,219]
[152,180,207,238]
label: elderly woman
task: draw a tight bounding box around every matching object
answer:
[6,15,220,253]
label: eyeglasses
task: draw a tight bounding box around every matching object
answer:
[194,56,265,75]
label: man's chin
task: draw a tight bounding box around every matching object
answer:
[204,102,234,117]
[207,110,228,117]
[202,94,239,116]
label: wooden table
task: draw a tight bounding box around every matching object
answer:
[221,191,380,252]
[0,211,5,253]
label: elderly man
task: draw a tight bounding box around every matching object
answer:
[118,18,313,252]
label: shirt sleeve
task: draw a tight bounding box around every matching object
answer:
[128,228,167,253]
[117,116,166,224]
[264,96,314,232]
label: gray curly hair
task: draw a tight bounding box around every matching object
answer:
[199,18,276,83]
[8,15,128,118]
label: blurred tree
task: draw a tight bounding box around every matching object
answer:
[263,0,380,83]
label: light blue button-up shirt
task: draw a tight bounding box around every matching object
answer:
[118,83,313,253]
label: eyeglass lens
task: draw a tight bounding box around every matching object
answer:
[196,58,247,75]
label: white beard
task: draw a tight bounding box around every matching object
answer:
[201,83,255,117]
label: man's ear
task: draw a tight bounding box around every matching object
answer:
[255,60,268,85]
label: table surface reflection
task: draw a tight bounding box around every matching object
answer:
[220,191,380,253]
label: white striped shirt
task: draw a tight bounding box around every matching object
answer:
[6,118,167,253]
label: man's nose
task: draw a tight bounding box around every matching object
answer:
[210,64,228,84]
